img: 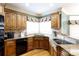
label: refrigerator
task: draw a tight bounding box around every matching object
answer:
[0,15,4,56]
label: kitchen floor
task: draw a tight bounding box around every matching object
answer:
[20,49,50,56]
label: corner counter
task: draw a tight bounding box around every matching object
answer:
[59,44,79,56]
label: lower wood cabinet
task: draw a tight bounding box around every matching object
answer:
[27,36,49,51]
[43,37,49,50]
[4,36,49,56]
[57,46,72,56]
[33,39,39,49]
[49,43,57,56]
[27,37,34,51]
[49,44,54,56]
[4,40,16,56]
[33,36,49,50]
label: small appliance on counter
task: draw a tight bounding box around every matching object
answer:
[4,32,14,39]
[0,15,4,56]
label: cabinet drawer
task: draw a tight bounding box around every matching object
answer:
[28,39,33,42]
[5,40,16,46]
[34,38,39,40]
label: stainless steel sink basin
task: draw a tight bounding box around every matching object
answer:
[53,39,74,44]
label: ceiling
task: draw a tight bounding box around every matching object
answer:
[5,3,79,16]
[5,3,64,16]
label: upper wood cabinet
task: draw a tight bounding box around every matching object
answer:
[4,8,27,32]
[21,15,27,30]
[12,13,17,31]
[4,12,10,32]
[0,5,4,14]
[16,14,22,31]
[51,12,61,29]
[5,12,17,32]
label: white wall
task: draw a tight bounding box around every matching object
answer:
[69,16,79,40]
[70,25,79,40]
[62,4,79,15]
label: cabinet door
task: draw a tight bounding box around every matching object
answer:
[4,40,16,56]
[5,45,16,56]
[33,38,39,49]
[16,14,22,31]
[49,43,57,56]
[27,37,33,51]
[51,12,60,29]
[5,13,12,32]
[5,12,16,32]
[39,38,44,49]
[4,12,9,32]
[43,37,49,50]
[50,47,54,56]
[21,15,26,30]
[12,13,17,31]
[8,13,13,31]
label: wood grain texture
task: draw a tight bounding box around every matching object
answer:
[20,49,50,56]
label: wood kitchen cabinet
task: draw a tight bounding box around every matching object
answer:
[21,15,27,30]
[33,36,49,50]
[49,43,57,56]
[27,37,34,51]
[12,13,17,31]
[16,14,27,32]
[5,12,17,32]
[4,12,11,32]
[0,5,4,14]
[33,37,40,49]
[16,14,22,31]
[57,46,72,56]
[39,39,44,49]
[51,12,61,29]
[4,8,27,32]
[49,46,54,56]
[43,37,49,50]
[4,40,16,56]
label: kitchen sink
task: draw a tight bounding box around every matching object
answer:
[53,39,74,44]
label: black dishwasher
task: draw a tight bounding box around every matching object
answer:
[16,38,27,56]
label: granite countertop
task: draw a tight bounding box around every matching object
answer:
[49,37,79,56]
[4,34,35,41]
[4,34,48,41]
[59,44,79,56]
